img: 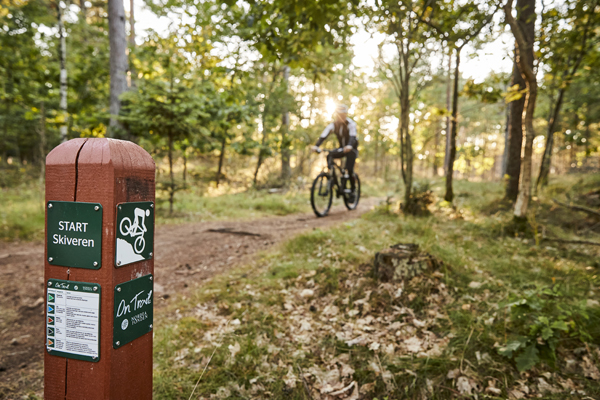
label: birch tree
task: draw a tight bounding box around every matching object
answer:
[504,0,537,219]
[371,0,434,210]
[56,1,68,142]
[108,0,129,137]
[422,0,499,202]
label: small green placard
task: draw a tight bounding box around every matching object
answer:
[47,201,103,269]
[46,279,101,362]
[115,202,154,267]
[113,274,153,348]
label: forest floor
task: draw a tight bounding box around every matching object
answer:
[146,176,599,400]
[2,175,600,400]
[0,196,380,399]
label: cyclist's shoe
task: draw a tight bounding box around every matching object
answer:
[344,189,356,203]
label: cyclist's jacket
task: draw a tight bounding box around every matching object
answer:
[315,118,358,150]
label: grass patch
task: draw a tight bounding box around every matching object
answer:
[0,184,45,241]
[154,186,313,225]
[0,174,385,242]
[152,178,600,399]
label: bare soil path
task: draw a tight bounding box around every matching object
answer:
[0,197,380,398]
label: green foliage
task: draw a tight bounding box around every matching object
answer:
[463,79,503,104]
[498,284,591,371]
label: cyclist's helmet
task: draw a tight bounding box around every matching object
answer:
[335,104,348,115]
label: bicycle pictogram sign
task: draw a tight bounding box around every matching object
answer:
[115,202,154,267]
[119,207,150,254]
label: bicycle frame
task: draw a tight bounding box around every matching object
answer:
[321,151,349,198]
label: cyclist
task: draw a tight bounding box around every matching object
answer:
[133,207,150,234]
[312,104,359,201]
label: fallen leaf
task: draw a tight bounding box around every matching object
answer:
[404,337,422,353]
[323,304,339,316]
[485,380,502,395]
[369,342,380,351]
[446,369,460,379]
[339,362,355,378]
[283,366,297,389]
[228,342,240,358]
[582,356,600,380]
[468,281,482,289]
[360,382,376,393]
[456,376,473,395]
[412,318,426,328]
[329,381,355,396]
[508,389,526,399]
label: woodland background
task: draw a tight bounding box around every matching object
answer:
[2,0,599,216]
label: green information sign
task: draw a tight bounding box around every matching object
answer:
[115,202,154,267]
[46,279,101,362]
[47,201,103,269]
[113,274,153,349]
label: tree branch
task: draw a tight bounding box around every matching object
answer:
[542,237,600,247]
[552,198,600,219]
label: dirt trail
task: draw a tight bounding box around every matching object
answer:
[0,197,380,397]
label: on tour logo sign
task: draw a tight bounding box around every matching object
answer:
[115,202,154,268]
[113,274,154,349]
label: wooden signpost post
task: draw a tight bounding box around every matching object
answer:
[45,138,155,400]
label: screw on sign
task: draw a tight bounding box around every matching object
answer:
[44,138,155,400]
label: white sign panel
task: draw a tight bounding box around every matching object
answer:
[47,279,101,362]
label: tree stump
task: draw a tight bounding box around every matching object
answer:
[374,243,440,282]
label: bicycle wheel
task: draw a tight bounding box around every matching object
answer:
[311,173,333,217]
[343,173,361,210]
[134,236,145,254]
[119,217,132,236]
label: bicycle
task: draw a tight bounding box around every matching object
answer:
[310,148,361,217]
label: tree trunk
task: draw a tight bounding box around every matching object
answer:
[38,101,46,185]
[443,48,452,174]
[536,89,564,189]
[400,82,412,208]
[374,128,379,176]
[433,121,439,177]
[444,47,461,202]
[280,65,291,182]
[182,147,187,185]
[537,8,593,189]
[57,2,68,143]
[3,82,10,163]
[128,0,136,89]
[501,95,511,178]
[168,133,174,215]
[504,0,537,219]
[254,106,268,185]
[216,136,226,187]
[108,0,129,137]
[504,59,525,201]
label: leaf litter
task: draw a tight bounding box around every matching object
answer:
[157,242,600,399]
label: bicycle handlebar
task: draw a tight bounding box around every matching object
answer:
[314,147,343,155]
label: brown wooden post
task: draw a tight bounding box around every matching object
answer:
[45,138,155,400]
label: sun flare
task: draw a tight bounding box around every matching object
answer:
[325,98,337,117]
